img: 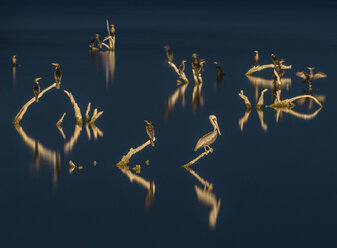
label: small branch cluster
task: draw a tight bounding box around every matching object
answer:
[90,20,115,51]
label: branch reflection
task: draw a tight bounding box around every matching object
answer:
[166,81,188,118]
[90,50,115,88]
[192,83,204,111]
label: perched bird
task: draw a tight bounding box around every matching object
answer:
[96,34,103,49]
[89,36,95,48]
[296,67,327,83]
[178,60,187,75]
[52,63,62,89]
[271,53,278,66]
[275,59,285,78]
[253,50,259,67]
[164,45,174,62]
[192,53,205,76]
[145,120,155,147]
[109,24,115,37]
[33,77,42,102]
[194,115,221,152]
[214,61,225,76]
[12,55,17,67]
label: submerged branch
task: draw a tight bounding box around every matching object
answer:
[13,83,56,125]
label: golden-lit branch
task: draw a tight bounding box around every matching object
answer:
[182,148,213,168]
[85,124,91,140]
[64,124,82,154]
[256,89,268,109]
[89,109,103,124]
[56,112,66,127]
[91,123,103,139]
[245,64,292,75]
[168,61,189,84]
[267,94,322,109]
[85,102,91,122]
[13,83,56,125]
[102,19,115,51]
[63,90,83,125]
[238,90,252,109]
[238,109,251,131]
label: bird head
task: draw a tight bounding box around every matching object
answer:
[192,53,198,59]
[51,63,60,68]
[307,67,315,71]
[13,55,16,58]
[144,120,152,125]
[279,59,285,65]
[254,50,258,54]
[214,61,219,65]
[209,115,221,135]
[163,45,170,50]
[182,59,187,63]
[35,77,42,83]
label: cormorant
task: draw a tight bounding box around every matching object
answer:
[12,55,17,67]
[33,77,42,102]
[194,115,221,152]
[275,59,285,78]
[52,63,62,89]
[192,53,205,76]
[109,24,115,37]
[253,50,259,67]
[89,36,95,48]
[96,34,103,49]
[214,61,225,76]
[178,60,187,75]
[164,45,174,62]
[296,67,327,83]
[144,120,155,147]
[271,53,278,66]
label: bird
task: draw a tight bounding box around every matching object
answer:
[253,50,259,67]
[275,59,285,78]
[96,34,103,49]
[164,45,174,62]
[12,55,17,67]
[271,53,278,66]
[51,63,62,89]
[179,60,187,75]
[33,77,41,102]
[144,120,155,147]
[214,61,225,76]
[296,67,327,83]
[89,36,95,48]
[194,115,221,152]
[192,53,205,76]
[109,24,115,37]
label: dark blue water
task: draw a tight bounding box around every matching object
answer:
[1,3,337,247]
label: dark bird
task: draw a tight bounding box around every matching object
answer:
[296,67,327,83]
[253,50,259,67]
[89,36,95,48]
[179,60,187,75]
[194,115,221,152]
[192,53,205,76]
[214,61,225,76]
[109,24,115,37]
[52,63,62,89]
[271,53,278,66]
[145,120,155,147]
[275,59,285,78]
[12,55,17,67]
[33,77,42,102]
[96,34,103,49]
[164,45,174,62]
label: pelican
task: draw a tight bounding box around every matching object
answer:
[12,55,17,67]
[214,61,225,76]
[271,53,278,66]
[96,34,103,48]
[52,63,62,89]
[253,50,259,67]
[296,67,327,83]
[164,45,174,62]
[178,60,186,75]
[33,77,41,102]
[145,120,155,147]
[194,115,221,152]
[89,36,95,48]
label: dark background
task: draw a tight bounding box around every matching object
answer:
[1,1,337,247]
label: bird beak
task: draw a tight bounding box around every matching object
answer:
[214,120,221,136]
[51,63,57,66]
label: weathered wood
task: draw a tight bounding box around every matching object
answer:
[245,64,292,75]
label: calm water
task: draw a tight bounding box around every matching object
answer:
[1,3,337,247]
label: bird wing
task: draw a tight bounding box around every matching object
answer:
[313,72,327,80]
[296,71,308,80]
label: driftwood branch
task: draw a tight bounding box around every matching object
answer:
[182,148,213,168]
[267,94,322,109]
[238,90,252,109]
[63,90,82,125]
[256,89,268,108]
[245,64,292,75]
[13,83,56,124]
[168,61,189,84]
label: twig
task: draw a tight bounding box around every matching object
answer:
[56,112,66,127]
[256,89,268,109]
[238,90,252,109]
[85,102,91,122]
[168,61,189,84]
[13,83,56,124]
[182,148,213,168]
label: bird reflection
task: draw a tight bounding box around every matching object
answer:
[14,124,61,188]
[246,75,291,100]
[166,82,188,118]
[192,83,204,111]
[90,50,115,88]
[183,166,221,229]
[214,61,225,91]
[12,66,17,89]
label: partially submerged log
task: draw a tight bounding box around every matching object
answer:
[13,83,56,125]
